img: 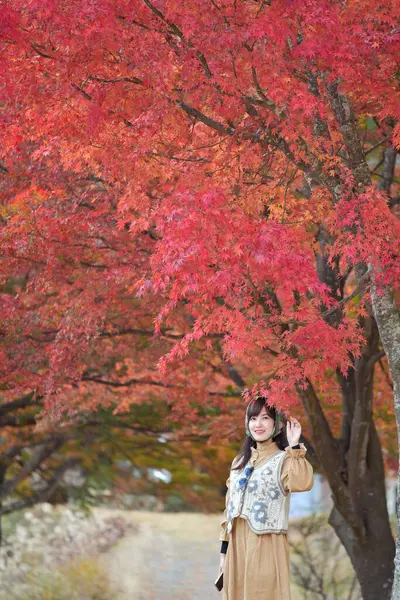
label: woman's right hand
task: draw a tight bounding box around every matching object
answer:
[219,553,226,574]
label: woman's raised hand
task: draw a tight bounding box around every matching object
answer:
[286,417,302,447]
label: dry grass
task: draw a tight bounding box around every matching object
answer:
[2,507,358,600]
[0,508,358,600]
[95,509,358,600]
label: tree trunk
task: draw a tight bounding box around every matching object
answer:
[299,328,395,599]
[329,412,395,599]
[370,284,400,600]
[305,232,396,598]
[325,84,399,598]
[330,503,394,600]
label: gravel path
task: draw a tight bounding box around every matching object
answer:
[96,510,222,600]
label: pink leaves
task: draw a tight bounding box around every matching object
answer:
[139,188,363,407]
[331,188,400,289]
[86,88,107,139]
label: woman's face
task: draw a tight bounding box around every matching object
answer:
[248,406,275,443]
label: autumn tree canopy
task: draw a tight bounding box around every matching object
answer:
[1,0,399,406]
[1,2,400,598]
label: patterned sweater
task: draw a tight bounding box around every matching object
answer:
[219,441,314,553]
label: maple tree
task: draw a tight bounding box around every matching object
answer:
[1,1,400,598]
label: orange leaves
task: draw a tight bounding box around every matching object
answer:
[1,185,48,218]
[393,122,400,151]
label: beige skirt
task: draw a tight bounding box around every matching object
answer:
[223,517,291,600]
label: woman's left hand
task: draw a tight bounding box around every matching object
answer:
[286,417,302,447]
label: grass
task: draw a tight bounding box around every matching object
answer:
[0,557,113,600]
[1,507,367,599]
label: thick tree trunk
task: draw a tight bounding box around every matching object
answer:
[328,412,395,600]
[324,84,399,598]
[330,503,394,600]
[309,231,396,598]
[299,357,395,599]
[370,283,400,600]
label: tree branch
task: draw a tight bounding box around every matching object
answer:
[81,375,242,396]
[0,458,79,516]
[0,392,38,416]
[0,439,65,498]
[177,100,234,135]
[296,380,365,538]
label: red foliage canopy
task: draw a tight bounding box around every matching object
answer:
[1,0,399,412]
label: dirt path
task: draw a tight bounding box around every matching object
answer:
[95,509,222,600]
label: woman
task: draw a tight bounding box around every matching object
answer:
[218,396,314,600]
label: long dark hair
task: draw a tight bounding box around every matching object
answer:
[233,397,288,471]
